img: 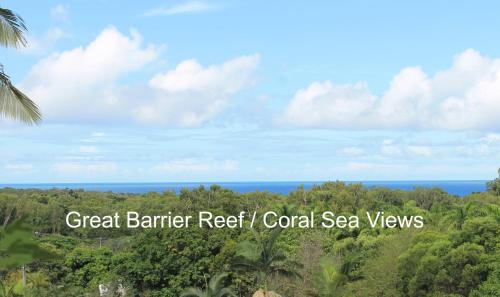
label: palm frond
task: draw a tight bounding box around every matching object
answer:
[231,256,261,272]
[234,240,260,261]
[0,8,27,48]
[264,226,282,253]
[182,274,236,297]
[208,273,228,292]
[269,251,287,263]
[272,267,302,279]
[215,288,237,297]
[0,71,42,125]
[181,288,207,297]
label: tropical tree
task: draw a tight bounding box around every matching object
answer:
[232,227,301,291]
[486,168,500,196]
[181,273,236,297]
[440,201,480,230]
[312,257,350,297]
[0,7,41,124]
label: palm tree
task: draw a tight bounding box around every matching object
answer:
[441,201,491,230]
[232,226,301,291]
[181,273,236,297]
[0,7,41,124]
[313,256,360,297]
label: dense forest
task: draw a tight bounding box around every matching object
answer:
[0,173,499,297]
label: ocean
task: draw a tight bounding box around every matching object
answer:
[0,180,488,197]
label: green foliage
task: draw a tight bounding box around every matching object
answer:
[470,260,500,297]
[113,225,237,296]
[398,231,493,297]
[0,280,15,297]
[342,232,414,297]
[487,168,500,196]
[311,257,348,297]
[0,177,498,297]
[0,219,59,268]
[232,227,302,290]
[64,247,115,288]
[181,273,236,297]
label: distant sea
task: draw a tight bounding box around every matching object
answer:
[0,181,488,197]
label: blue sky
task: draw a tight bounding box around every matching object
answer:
[1,0,499,183]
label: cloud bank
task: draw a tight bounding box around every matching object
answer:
[281,49,500,130]
[21,27,259,127]
[21,28,500,132]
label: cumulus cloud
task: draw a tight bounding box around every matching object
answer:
[21,27,258,126]
[137,55,259,126]
[144,1,214,16]
[22,27,160,122]
[281,49,500,131]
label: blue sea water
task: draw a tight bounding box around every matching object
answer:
[0,180,488,197]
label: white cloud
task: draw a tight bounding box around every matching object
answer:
[51,4,69,21]
[281,49,500,131]
[138,55,259,126]
[5,164,33,173]
[144,1,214,16]
[22,27,160,122]
[22,27,258,127]
[152,158,238,173]
[280,81,376,128]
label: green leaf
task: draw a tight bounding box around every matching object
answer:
[0,219,59,268]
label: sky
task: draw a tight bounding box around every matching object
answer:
[1,0,500,183]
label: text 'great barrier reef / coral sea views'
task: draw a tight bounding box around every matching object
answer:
[0,1,499,297]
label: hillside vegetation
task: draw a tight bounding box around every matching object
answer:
[0,176,499,297]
